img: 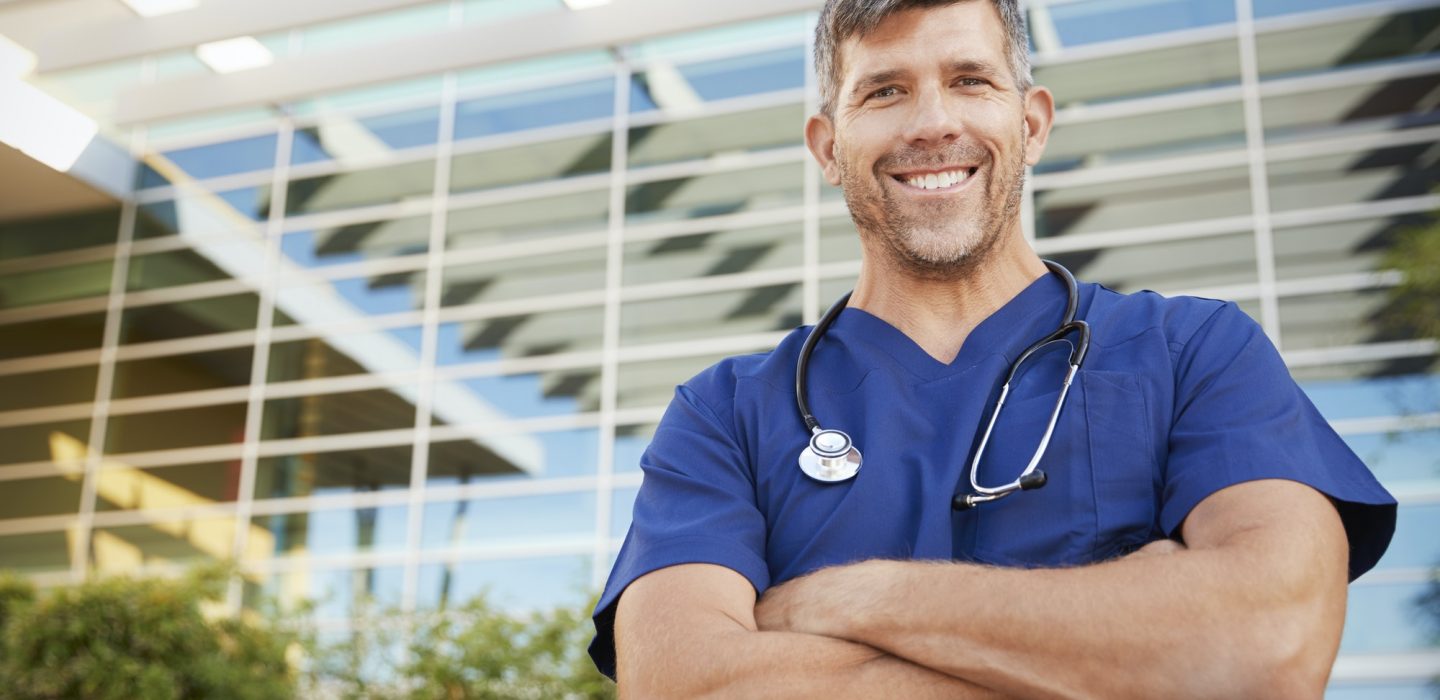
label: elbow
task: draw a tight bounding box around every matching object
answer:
[1229,609,1337,700]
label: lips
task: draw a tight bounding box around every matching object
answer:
[890,166,979,191]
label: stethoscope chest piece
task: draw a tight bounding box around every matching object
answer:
[798,429,863,482]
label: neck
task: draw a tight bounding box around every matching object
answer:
[848,234,1047,364]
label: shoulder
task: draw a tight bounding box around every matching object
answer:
[1083,283,1244,355]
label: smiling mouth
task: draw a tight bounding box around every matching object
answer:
[891,167,979,191]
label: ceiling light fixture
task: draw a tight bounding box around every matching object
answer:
[195,36,274,74]
[120,0,201,18]
[562,0,612,9]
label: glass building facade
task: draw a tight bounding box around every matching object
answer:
[0,0,1437,694]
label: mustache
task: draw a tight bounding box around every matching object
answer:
[875,144,989,172]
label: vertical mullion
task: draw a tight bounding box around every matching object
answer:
[227,117,294,611]
[1235,0,1282,346]
[401,67,460,614]
[592,59,632,591]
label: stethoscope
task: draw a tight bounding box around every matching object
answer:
[794,260,1091,511]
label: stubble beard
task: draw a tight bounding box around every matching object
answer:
[838,135,1028,282]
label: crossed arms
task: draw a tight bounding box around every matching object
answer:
[613,479,1349,699]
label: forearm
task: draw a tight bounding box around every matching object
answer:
[622,627,1008,700]
[758,481,1348,699]
[859,550,1313,698]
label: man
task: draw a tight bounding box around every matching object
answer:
[590,0,1397,696]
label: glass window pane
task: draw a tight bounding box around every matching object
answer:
[1267,143,1439,213]
[440,247,605,306]
[1034,38,1239,108]
[1295,362,1440,422]
[292,106,442,166]
[428,427,599,485]
[105,402,247,454]
[1273,214,1417,282]
[434,306,603,365]
[1375,504,1440,571]
[1262,73,1440,144]
[431,364,601,420]
[613,422,657,474]
[0,419,90,466]
[94,461,239,511]
[0,365,97,411]
[268,326,424,382]
[450,132,612,195]
[617,353,729,410]
[1339,582,1434,653]
[445,189,609,250]
[261,386,419,440]
[622,283,802,347]
[624,221,803,286]
[0,531,74,575]
[454,79,614,141]
[0,260,113,310]
[273,271,426,326]
[611,486,637,539]
[629,46,805,113]
[1046,0,1235,48]
[415,555,590,611]
[1035,166,1252,238]
[0,207,120,260]
[112,346,253,399]
[281,215,430,268]
[285,158,435,217]
[1342,429,1440,484]
[629,103,804,168]
[90,516,237,574]
[625,162,804,226]
[1279,287,1412,351]
[1325,682,1439,700]
[0,476,82,519]
[248,505,409,560]
[135,185,271,239]
[120,293,261,343]
[152,132,277,182]
[420,491,594,549]
[1255,7,1440,76]
[1049,232,1257,294]
[126,247,242,292]
[246,565,404,619]
[1041,101,1246,174]
[0,312,106,359]
[255,445,413,499]
[287,76,445,119]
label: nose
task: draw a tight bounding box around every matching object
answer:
[900,85,960,145]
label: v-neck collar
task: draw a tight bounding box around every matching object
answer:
[828,272,1072,382]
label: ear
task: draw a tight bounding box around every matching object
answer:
[1020,85,1055,167]
[805,113,843,186]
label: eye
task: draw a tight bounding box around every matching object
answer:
[870,86,900,100]
[956,77,990,88]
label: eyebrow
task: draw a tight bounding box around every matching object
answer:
[847,59,1008,101]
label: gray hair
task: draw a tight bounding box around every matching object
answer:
[813,0,1033,117]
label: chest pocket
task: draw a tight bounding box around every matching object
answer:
[958,368,1158,567]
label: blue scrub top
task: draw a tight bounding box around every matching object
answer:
[589,273,1397,679]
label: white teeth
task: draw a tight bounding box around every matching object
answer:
[903,169,968,190]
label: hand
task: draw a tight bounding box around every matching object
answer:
[754,561,885,636]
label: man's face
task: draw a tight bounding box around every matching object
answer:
[813,2,1050,277]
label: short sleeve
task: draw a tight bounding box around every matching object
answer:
[1160,303,1396,581]
[587,377,771,680]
